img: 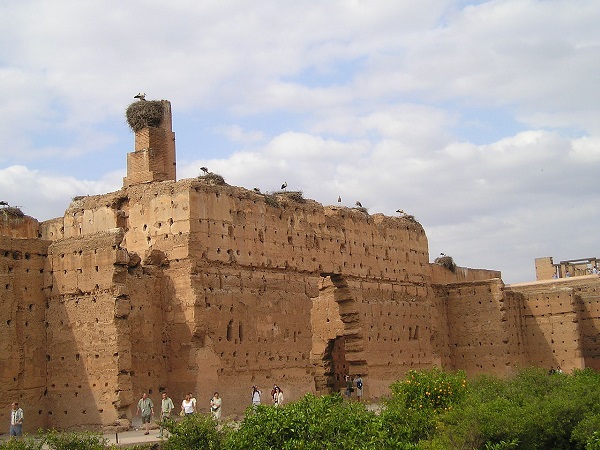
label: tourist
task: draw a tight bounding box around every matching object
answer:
[181,393,195,416]
[136,392,154,435]
[273,386,284,407]
[251,385,262,408]
[270,385,278,404]
[9,402,23,437]
[158,392,174,438]
[188,392,197,411]
[210,392,222,420]
[345,375,354,398]
[355,375,364,402]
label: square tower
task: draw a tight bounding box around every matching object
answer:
[123,99,176,187]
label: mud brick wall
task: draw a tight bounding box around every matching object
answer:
[45,229,134,429]
[0,214,41,239]
[505,277,600,372]
[0,236,49,433]
[125,260,168,422]
[442,279,523,376]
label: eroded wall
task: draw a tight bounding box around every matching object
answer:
[439,278,525,376]
[4,175,600,430]
[505,276,600,372]
[0,235,49,433]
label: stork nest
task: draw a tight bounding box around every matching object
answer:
[281,191,305,203]
[125,100,164,132]
[198,172,227,186]
[1,206,24,218]
[264,194,280,208]
[264,191,305,208]
[434,255,457,273]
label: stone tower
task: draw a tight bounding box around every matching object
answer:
[123,99,176,187]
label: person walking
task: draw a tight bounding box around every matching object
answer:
[273,386,284,407]
[355,375,364,402]
[251,386,261,408]
[345,375,354,399]
[9,402,23,437]
[158,392,174,438]
[136,393,154,435]
[181,393,195,416]
[210,392,222,421]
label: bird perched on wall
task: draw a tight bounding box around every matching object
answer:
[200,167,209,174]
[0,201,8,206]
[281,182,287,191]
[338,196,342,203]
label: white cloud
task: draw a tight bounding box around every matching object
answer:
[0,0,598,284]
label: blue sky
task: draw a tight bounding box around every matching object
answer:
[1,0,599,284]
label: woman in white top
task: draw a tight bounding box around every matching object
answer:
[181,393,195,416]
[251,386,261,408]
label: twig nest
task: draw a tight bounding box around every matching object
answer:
[125,101,164,132]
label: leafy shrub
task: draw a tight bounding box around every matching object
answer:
[224,393,393,450]
[162,414,224,450]
[427,367,600,450]
[0,437,44,450]
[586,431,600,450]
[382,367,468,445]
[42,430,108,450]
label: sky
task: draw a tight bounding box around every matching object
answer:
[1,0,599,284]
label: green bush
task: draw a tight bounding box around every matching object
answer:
[224,393,395,450]
[425,367,600,450]
[162,413,224,450]
[380,367,468,445]
[585,431,600,450]
[0,437,44,450]
[41,430,108,450]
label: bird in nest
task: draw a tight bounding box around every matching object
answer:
[355,201,363,207]
[134,93,146,101]
[281,181,288,190]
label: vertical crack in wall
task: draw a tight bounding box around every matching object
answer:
[310,274,366,394]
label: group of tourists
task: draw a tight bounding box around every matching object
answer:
[8,377,363,439]
[136,390,222,437]
[250,384,285,408]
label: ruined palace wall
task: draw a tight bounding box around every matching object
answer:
[129,180,433,412]
[125,261,169,423]
[1,213,41,239]
[505,276,600,372]
[442,279,525,377]
[184,264,318,414]
[45,229,134,429]
[41,217,65,241]
[346,277,437,398]
[186,181,430,279]
[429,263,501,284]
[575,277,600,370]
[0,236,49,434]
